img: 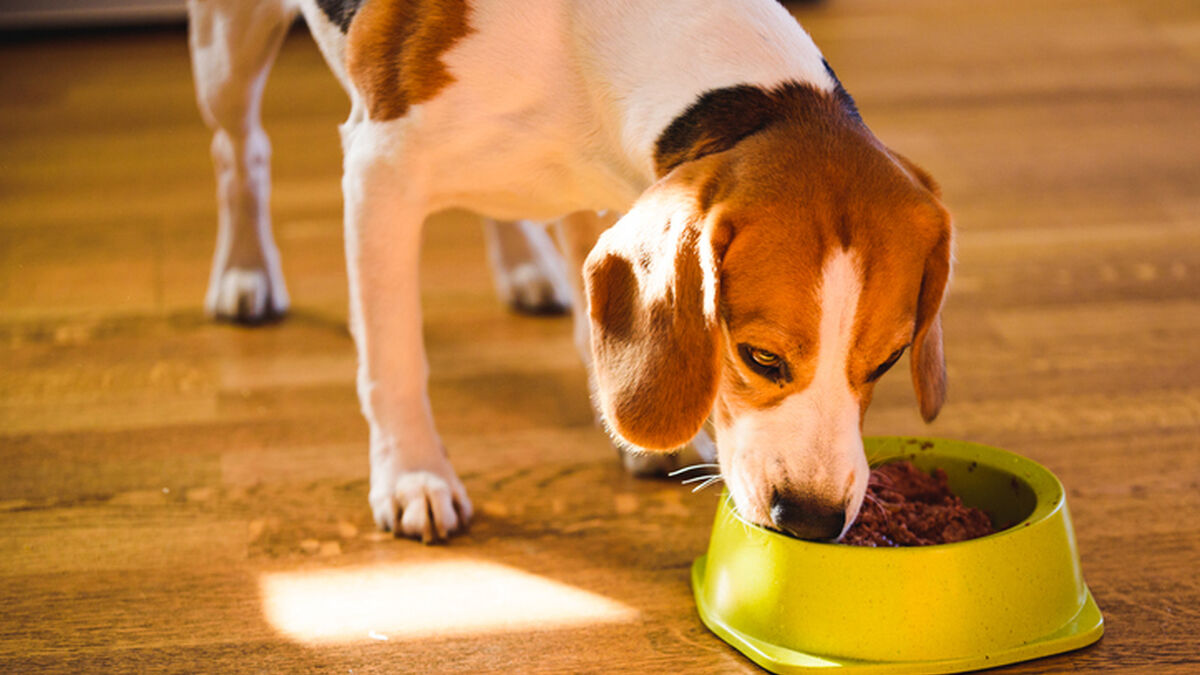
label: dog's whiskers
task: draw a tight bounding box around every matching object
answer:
[690,475,725,493]
[862,492,888,513]
[668,463,720,477]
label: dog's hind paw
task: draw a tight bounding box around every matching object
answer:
[485,220,571,316]
[370,469,473,543]
[507,262,571,315]
[206,267,288,324]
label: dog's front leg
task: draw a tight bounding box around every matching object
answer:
[342,129,471,542]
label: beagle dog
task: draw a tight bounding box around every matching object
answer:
[187,0,952,542]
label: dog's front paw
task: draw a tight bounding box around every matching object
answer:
[206,267,289,324]
[370,468,473,543]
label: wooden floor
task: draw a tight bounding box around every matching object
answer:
[2,0,1198,672]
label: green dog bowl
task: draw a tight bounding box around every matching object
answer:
[691,437,1103,674]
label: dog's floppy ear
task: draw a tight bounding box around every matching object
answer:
[889,149,951,422]
[584,175,731,450]
[910,214,952,423]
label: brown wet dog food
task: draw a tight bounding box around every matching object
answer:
[842,461,995,547]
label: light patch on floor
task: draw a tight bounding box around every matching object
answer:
[259,559,639,643]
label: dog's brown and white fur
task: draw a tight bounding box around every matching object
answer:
[187,0,952,542]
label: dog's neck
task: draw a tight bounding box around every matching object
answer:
[571,0,836,182]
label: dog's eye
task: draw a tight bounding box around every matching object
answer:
[867,346,908,383]
[750,348,779,367]
[738,344,791,383]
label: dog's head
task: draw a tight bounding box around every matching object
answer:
[584,84,952,540]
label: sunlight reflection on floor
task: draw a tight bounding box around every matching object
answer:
[260,558,639,643]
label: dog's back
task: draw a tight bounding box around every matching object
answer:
[246,0,837,220]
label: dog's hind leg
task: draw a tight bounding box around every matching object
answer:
[483,220,572,315]
[188,0,297,323]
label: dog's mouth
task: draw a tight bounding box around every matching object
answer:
[757,520,843,542]
[719,459,864,542]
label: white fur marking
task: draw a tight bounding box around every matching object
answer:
[718,250,869,534]
[813,249,862,394]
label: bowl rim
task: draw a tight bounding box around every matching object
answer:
[716,436,1066,551]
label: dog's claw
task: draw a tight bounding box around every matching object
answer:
[372,469,472,543]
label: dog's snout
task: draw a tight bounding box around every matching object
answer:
[770,492,847,541]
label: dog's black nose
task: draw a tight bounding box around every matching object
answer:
[770,492,847,541]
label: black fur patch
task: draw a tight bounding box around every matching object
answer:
[652,80,862,177]
[316,0,364,32]
[822,58,862,123]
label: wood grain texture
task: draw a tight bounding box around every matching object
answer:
[1,0,1198,672]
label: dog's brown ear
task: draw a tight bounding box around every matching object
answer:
[910,215,952,422]
[889,149,951,422]
[584,174,731,450]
